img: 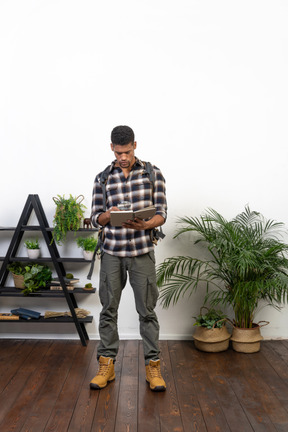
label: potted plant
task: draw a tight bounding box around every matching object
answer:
[8,262,52,295]
[76,236,98,260]
[22,263,52,295]
[156,206,288,353]
[193,307,230,352]
[52,194,87,245]
[84,282,94,291]
[7,262,26,288]
[24,238,40,259]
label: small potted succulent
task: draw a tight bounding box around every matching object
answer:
[76,236,98,260]
[24,238,40,259]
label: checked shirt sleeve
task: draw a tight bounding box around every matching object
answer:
[91,173,105,229]
[153,166,167,221]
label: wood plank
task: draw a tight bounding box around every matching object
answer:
[202,346,254,432]
[249,346,288,408]
[168,341,207,432]
[42,341,94,432]
[157,340,184,432]
[181,341,231,432]
[17,341,80,432]
[90,340,125,432]
[262,340,288,378]
[244,352,288,432]
[114,340,139,432]
[0,339,36,391]
[138,341,161,432]
[67,341,100,432]
[222,348,278,432]
[0,340,50,428]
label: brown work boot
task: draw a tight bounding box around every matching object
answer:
[145,359,166,392]
[90,356,115,389]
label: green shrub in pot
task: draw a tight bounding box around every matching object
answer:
[52,194,87,245]
[157,206,288,330]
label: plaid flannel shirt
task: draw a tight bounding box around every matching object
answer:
[91,158,167,257]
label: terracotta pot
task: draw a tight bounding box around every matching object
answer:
[193,325,231,352]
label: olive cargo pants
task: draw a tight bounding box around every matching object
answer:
[97,251,160,364]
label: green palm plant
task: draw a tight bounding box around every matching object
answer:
[157,206,288,328]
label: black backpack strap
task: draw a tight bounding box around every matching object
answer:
[143,161,166,242]
[143,161,155,187]
[99,165,112,212]
[87,228,104,279]
[87,166,110,279]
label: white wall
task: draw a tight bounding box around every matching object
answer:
[1,0,288,340]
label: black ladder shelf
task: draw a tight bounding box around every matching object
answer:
[0,194,95,346]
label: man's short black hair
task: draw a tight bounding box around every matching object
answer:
[111,125,135,146]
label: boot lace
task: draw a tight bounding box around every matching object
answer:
[149,363,162,378]
[97,362,110,377]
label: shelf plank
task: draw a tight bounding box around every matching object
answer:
[0,316,93,323]
[0,257,93,263]
[0,226,98,232]
[0,287,96,297]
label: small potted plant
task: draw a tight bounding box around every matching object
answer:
[52,194,87,245]
[7,262,26,288]
[193,307,231,352]
[84,282,94,291]
[24,238,40,259]
[76,236,98,260]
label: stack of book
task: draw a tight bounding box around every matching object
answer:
[50,276,80,291]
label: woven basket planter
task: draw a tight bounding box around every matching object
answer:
[230,322,268,353]
[12,273,25,289]
[193,325,231,353]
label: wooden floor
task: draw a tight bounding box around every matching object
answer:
[1,340,288,432]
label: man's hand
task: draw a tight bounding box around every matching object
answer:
[122,217,148,230]
[98,206,119,226]
[122,214,165,231]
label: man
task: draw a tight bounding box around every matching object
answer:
[90,125,167,391]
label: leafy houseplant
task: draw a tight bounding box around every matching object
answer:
[8,262,52,295]
[8,262,26,276]
[24,239,40,250]
[193,307,227,329]
[77,236,98,260]
[192,307,231,352]
[157,206,288,333]
[52,194,87,245]
[22,264,52,295]
[76,236,98,252]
